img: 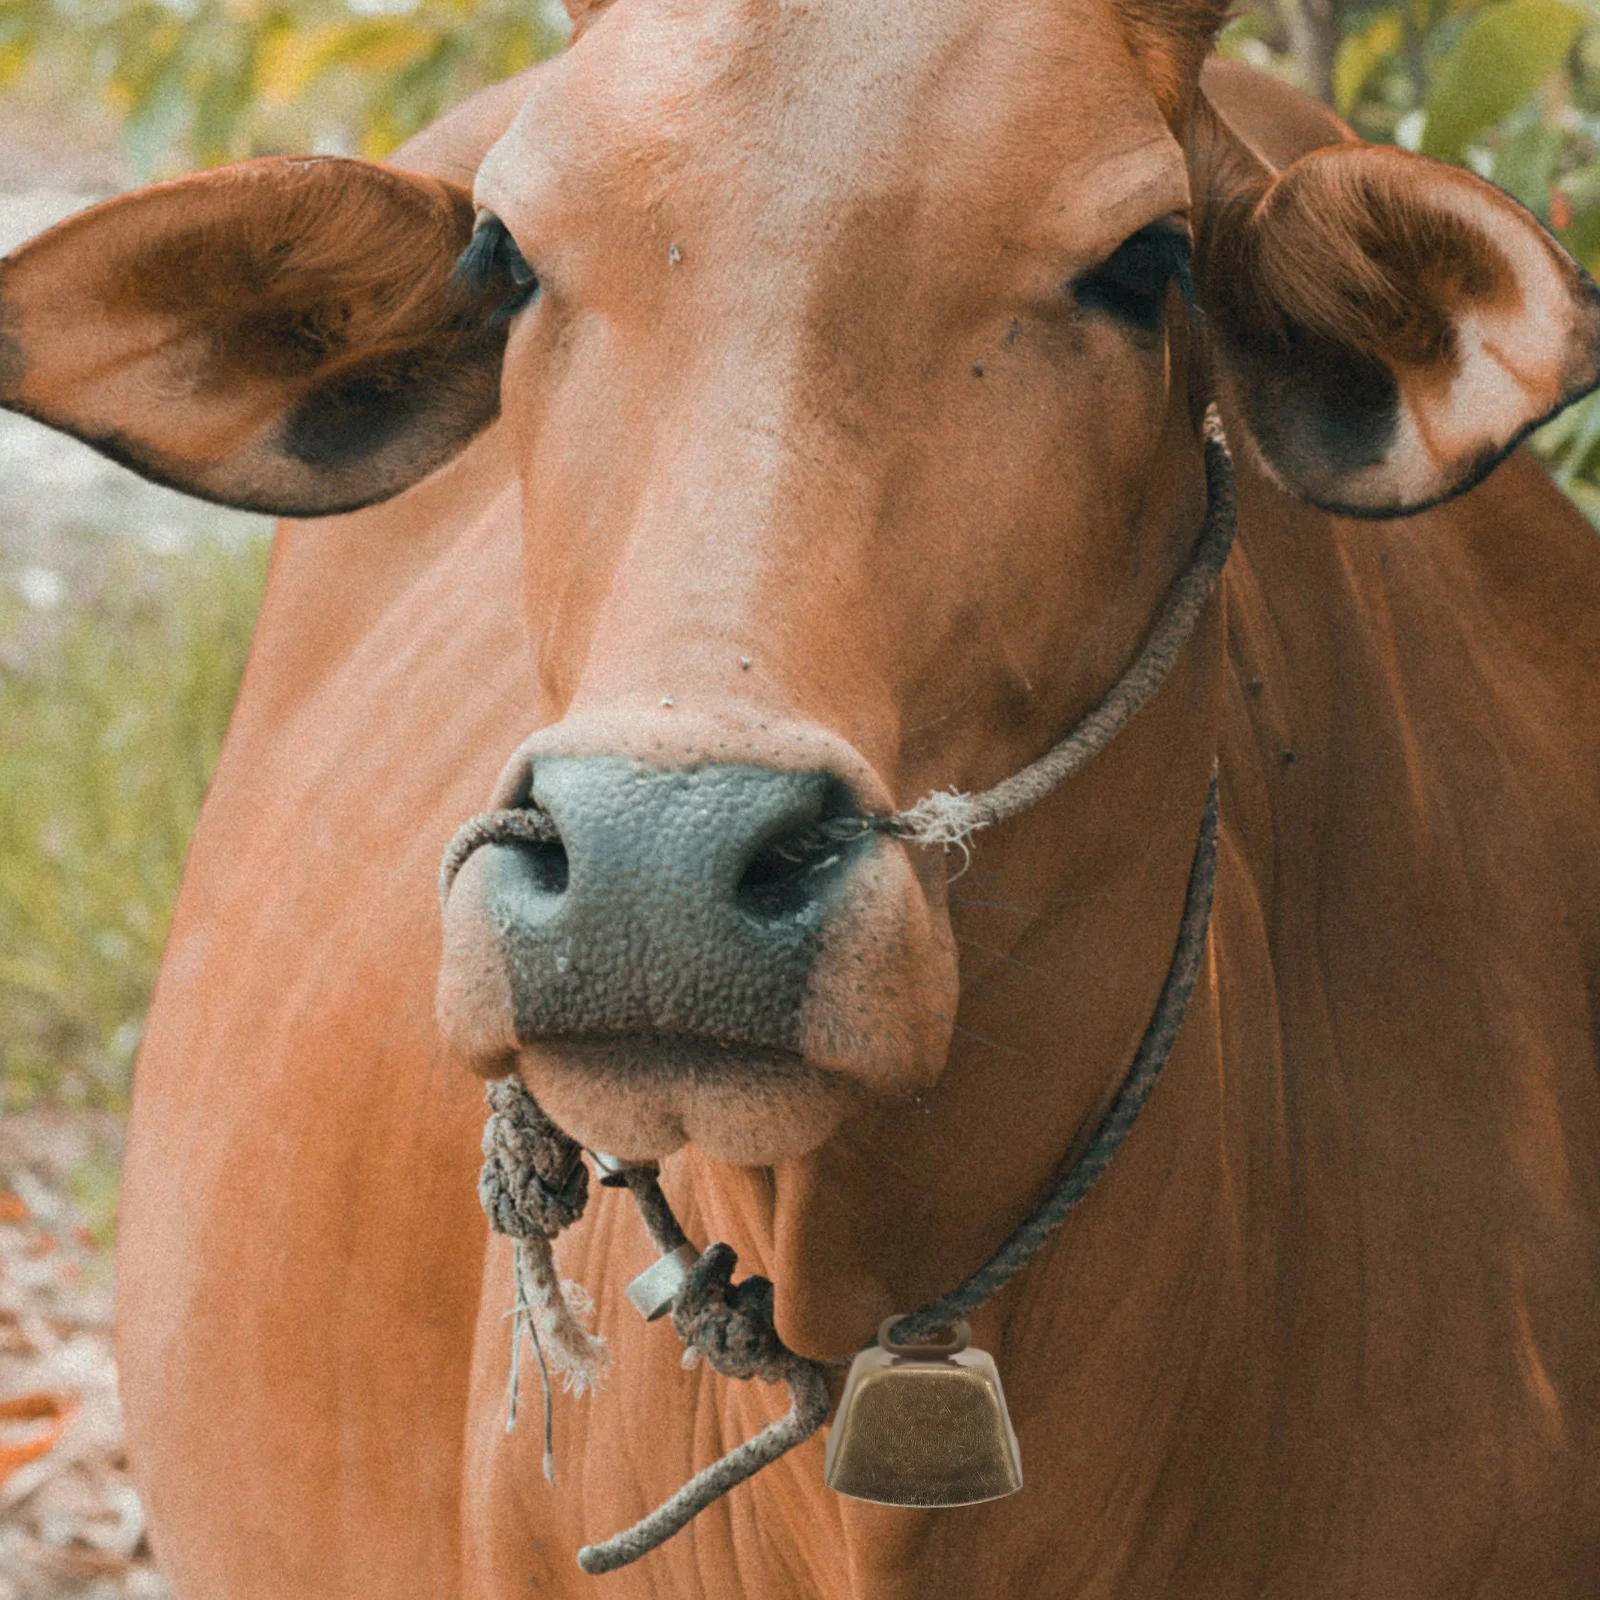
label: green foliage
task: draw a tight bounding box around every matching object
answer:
[0,527,269,1111]
[2,0,569,172]
[1332,12,1403,117]
[1223,0,1600,512]
[1421,0,1586,159]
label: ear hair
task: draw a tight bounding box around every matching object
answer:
[1188,95,1275,274]
[1190,112,1600,515]
[1113,0,1231,121]
[1209,152,1513,378]
[0,158,509,516]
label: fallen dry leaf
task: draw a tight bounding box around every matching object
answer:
[0,1110,172,1598]
[0,1394,75,1489]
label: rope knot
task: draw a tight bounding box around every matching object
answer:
[671,1243,790,1384]
[479,1077,588,1241]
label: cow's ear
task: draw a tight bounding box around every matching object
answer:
[0,157,515,517]
[1199,134,1600,516]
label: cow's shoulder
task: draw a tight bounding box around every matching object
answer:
[1199,57,1352,169]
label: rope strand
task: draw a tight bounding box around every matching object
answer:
[576,1362,830,1575]
[571,770,1218,1568]
[442,410,1235,895]
[461,407,1239,1575]
[888,410,1234,845]
[887,770,1219,1344]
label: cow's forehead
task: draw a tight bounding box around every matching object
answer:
[476,0,1189,281]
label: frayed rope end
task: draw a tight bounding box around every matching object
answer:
[506,1239,609,1489]
[541,1276,610,1396]
[891,789,993,849]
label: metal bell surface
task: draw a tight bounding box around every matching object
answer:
[624,1244,699,1321]
[824,1319,1022,1507]
[590,1150,659,1188]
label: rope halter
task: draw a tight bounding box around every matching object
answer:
[445,406,1237,1574]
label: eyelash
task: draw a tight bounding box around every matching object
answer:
[1073,225,1194,333]
[454,214,540,320]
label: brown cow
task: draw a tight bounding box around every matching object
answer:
[3,0,1600,1593]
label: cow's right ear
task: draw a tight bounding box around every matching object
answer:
[0,157,516,516]
[1195,108,1600,517]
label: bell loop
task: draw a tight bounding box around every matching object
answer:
[878,1316,971,1360]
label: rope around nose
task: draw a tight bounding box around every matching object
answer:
[456,407,1236,1574]
[438,408,1235,903]
[478,778,1218,1575]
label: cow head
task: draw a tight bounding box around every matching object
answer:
[5,0,1598,1174]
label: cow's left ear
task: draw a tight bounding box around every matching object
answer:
[1200,137,1600,516]
[0,157,514,517]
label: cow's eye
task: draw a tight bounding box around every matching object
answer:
[454,212,540,318]
[1074,223,1193,333]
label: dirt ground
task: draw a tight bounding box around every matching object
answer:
[0,1114,169,1600]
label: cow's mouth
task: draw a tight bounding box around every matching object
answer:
[528,1032,813,1084]
[510,1032,858,1166]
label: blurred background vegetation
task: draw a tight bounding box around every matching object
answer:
[0,0,570,168]
[3,0,1600,1113]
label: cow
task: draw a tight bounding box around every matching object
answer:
[3,0,1599,1592]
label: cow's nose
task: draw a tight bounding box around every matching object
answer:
[476,758,871,1046]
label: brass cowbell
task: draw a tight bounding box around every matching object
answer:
[824,1318,1023,1507]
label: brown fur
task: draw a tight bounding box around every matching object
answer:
[1210,149,1516,367]
[0,159,507,514]
[0,11,1588,1599]
[1113,0,1230,120]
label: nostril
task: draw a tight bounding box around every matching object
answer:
[736,779,869,923]
[513,835,569,896]
[483,805,569,897]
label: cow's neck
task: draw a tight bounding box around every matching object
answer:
[798,592,1227,1338]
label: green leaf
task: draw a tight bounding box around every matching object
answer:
[122,52,193,179]
[303,19,439,80]
[1553,168,1600,274]
[1421,0,1585,158]
[254,18,332,106]
[0,0,39,81]
[1490,121,1563,213]
[191,23,264,163]
[1567,481,1600,531]
[1534,385,1600,483]
[1335,14,1403,114]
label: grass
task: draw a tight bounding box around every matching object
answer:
[1,520,269,1113]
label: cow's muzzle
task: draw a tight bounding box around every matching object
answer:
[436,754,958,1163]
[455,757,867,1043]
